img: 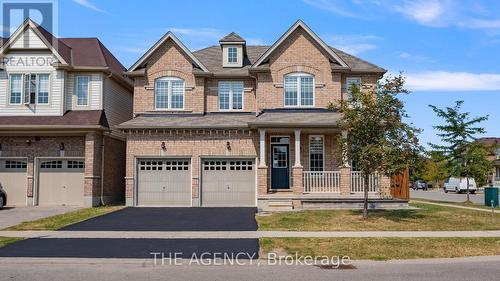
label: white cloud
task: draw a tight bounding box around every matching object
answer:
[73,0,109,14]
[403,71,500,91]
[464,18,500,29]
[399,52,434,63]
[302,0,361,18]
[168,28,223,39]
[394,0,446,26]
[324,34,380,55]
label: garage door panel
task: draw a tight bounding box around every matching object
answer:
[38,159,84,206]
[202,159,255,207]
[137,159,191,206]
[0,159,27,206]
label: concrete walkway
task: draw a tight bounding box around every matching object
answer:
[2,230,500,239]
[412,200,500,214]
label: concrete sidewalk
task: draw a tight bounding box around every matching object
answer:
[2,230,500,239]
[412,200,500,214]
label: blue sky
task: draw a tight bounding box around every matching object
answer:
[17,0,500,148]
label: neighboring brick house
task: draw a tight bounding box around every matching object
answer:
[0,19,133,207]
[120,20,399,210]
[477,137,500,186]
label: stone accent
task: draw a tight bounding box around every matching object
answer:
[84,132,102,207]
[257,166,268,196]
[292,166,304,194]
[379,174,392,198]
[340,166,352,196]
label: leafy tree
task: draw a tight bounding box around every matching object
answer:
[463,142,493,188]
[429,101,489,202]
[420,151,450,189]
[335,75,422,219]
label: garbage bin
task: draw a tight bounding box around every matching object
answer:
[484,187,499,207]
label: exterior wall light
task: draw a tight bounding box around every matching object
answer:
[60,142,65,157]
[226,141,231,151]
[161,142,166,151]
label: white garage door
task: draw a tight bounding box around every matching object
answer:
[201,159,256,207]
[137,159,191,206]
[38,159,85,206]
[0,158,27,206]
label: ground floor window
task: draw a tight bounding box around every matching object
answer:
[309,136,324,171]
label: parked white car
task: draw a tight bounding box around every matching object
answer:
[444,177,477,194]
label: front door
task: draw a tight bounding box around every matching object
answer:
[271,144,290,189]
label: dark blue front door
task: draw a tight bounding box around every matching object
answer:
[271,144,290,189]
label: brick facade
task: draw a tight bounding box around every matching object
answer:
[0,134,125,207]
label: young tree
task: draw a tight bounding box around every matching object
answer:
[429,101,489,202]
[420,151,450,189]
[463,142,493,189]
[335,75,422,219]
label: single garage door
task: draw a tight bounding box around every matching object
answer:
[201,159,255,207]
[0,158,27,206]
[38,159,84,206]
[137,159,191,206]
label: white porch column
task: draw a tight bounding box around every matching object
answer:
[294,129,302,167]
[259,129,266,167]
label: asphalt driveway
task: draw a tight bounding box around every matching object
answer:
[0,207,259,259]
[60,207,258,231]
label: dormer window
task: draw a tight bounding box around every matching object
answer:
[228,47,237,63]
[219,32,246,68]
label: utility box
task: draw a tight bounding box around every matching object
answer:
[484,187,499,208]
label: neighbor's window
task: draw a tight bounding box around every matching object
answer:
[9,74,23,104]
[76,76,90,106]
[346,77,361,99]
[9,73,50,105]
[218,81,243,110]
[284,73,314,107]
[309,136,324,171]
[155,77,185,110]
[227,47,237,63]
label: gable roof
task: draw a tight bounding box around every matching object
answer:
[192,45,386,74]
[219,32,245,43]
[0,19,128,75]
[128,31,209,72]
[252,20,349,68]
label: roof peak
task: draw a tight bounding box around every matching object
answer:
[219,32,245,43]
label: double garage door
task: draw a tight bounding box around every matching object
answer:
[0,158,84,206]
[136,158,255,207]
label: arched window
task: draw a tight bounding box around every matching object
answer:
[283,73,314,107]
[155,77,184,110]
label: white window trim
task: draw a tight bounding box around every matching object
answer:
[154,76,185,110]
[227,47,238,64]
[75,75,90,107]
[309,135,325,171]
[283,72,315,108]
[8,73,51,106]
[218,81,244,111]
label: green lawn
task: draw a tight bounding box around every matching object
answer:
[5,206,123,231]
[0,237,23,248]
[257,202,500,231]
[260,237,500,260]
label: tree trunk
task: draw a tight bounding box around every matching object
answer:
[466,177,470,202]
[363,173,369,219]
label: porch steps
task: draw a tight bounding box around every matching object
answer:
[265,200,294,211]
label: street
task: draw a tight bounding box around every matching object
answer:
[0,256,499,281]
[411,189,489,205]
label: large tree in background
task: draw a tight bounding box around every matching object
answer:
[420,151,450,189]
[429,101,489,202]
[335,75,422,219]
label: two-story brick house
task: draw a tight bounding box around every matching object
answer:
[120,20,398,210]
[0,19,133,207]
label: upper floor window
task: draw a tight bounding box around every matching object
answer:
[155,77,184,110]
[218,81,243,111]
[346,77,361,99]
[227,47,238,63]
[76,76,90,106]
[309,136,324,171]
[284,73,314,107]
[9,73,50,105]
